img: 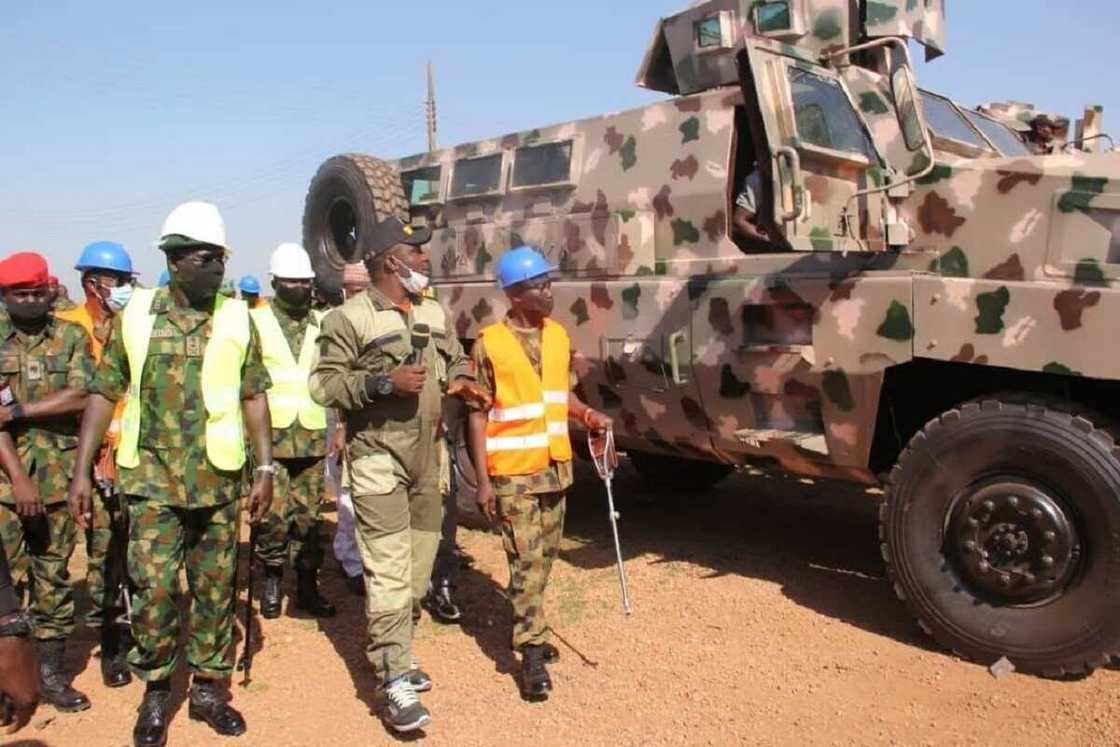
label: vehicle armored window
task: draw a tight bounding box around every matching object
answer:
[752,0,805,38]
[511,140,575,190]
[401,165,443,205]
[788,66,875,162]
[963,110,1031,156]
[919,91,992,152]
[449,153,504,199]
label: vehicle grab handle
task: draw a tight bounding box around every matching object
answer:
[773,146,806,222]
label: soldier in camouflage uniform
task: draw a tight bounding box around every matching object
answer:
[0,252,94,713]
[310,216,488,734]
[67,202,274,747]
[467,247,611,701]
[251,243,335,620]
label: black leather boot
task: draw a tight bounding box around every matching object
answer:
[518,644,552,700]
[541,642,560,663]
[261,565,283,619]
[188,678,246,737]
[101,624,133,688]
[422,581,463,624]
[38,638,91,712]
[133,684,171,747]
[295,568,336,618]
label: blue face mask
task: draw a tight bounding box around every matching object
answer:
[106,284,134,312]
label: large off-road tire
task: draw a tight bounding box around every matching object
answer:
[443,398,488,530]
[627,450,734,491]
[881,396,1120,677]
[302,154,409,290]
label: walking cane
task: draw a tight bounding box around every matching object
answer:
[587,427,632,616]
[237,524,258,686]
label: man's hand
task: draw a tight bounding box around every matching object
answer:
[475,479,497,523]
[584,409,613,434]
[66,474,93,528]
[247,475,273,523]
[0,633,39,734]
[389,365,426,396]
[447,378,491,410]
[12,477,42,519]
[328,425,346,460]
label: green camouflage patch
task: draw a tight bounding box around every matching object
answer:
[974,286,1011,334]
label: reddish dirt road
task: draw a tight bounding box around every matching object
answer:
[19,463,1120,746]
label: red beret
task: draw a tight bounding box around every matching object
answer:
[0,252,50,289]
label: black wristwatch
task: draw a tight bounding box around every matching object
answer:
[366,374,394,398]
[0,610,33,638]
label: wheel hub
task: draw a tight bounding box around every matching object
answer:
[948,480,1079,604]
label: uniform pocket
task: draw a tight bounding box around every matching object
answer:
[45,354,70,389]
[348,452,399,496]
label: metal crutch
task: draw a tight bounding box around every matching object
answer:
[587,427,632,616]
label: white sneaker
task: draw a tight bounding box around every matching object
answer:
[383,676,430,733]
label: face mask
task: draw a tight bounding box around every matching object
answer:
[273,284,312,310]
[174,262,225,306]
[397,266,429,295]
[6,299,50,323]
[106,284,133,312]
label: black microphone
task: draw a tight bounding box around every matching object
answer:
[406,323,430,365]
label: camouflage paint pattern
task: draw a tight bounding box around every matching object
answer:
[496,491,565,650]
[0,503,77,640]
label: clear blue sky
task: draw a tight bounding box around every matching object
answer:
[1,1,1114,293]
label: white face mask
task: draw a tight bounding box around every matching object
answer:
[106,284,134,312]
[398,266,429,295]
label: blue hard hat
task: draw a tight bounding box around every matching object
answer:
[158,270,170,288]
[238,275,261,294]
[75,241,133,275]
[495,246,556,290]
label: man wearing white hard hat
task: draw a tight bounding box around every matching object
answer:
[249,243,335,620]
[67,201,275,746]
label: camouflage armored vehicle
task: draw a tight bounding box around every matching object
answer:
[303,0,1120,677]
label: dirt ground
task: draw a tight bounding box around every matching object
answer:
[13,462,1120,747]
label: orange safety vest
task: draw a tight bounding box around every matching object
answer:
[482,319,573,476]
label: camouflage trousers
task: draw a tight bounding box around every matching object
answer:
[84,489,128,628]
[255,456,326,571]
[350,444,442,684]
[126,497,239,682]
[0,502,77,640]
[497,491,566,649]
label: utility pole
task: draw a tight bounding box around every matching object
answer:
[426,60,438,153]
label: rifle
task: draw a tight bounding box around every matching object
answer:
[236,523,257,686]
[587,427,632,616]
[95,480,132,626]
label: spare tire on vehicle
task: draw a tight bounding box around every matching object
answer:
[302,154,410,291]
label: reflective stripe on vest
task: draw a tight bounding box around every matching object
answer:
[482,319,573,476]
[250,305,326,430]
[117,288,250,471]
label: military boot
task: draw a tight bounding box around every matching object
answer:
[188,678,246,737]
[295,568,336,618]
[518,644,552,700]
[101,624,133,688]
[38,638,91,712]
[133,683,171,747]
[422,581,462,624]
[261,565,283,619]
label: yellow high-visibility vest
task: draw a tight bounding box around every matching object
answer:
[249,304,326,430]
[481,319,573,476]
[116,287,250,471]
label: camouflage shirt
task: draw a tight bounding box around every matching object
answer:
[262,304,328,460]
[90,289,272,508]
[0,315,95,504]
[471,316,575,498]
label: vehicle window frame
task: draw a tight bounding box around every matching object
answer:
[401,164,444,206]
[964,110,1032,157]
[753,0,805,39]
[782,61,878,168]
[447,152,507,201]
[508,137,582,193]
[918,90,996,156]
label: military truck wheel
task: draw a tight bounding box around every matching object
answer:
[627,450,734,491]
[302,153,409,290]
[443,398,487,530]
[881,397,1120,677]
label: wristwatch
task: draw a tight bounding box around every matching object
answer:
[0,610,33,638]
[368,375,394,397]
[254,464,278,476]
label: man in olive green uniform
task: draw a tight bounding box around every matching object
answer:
[310,216,488,734]
[0,252,94,713]
[67,202,274,747]
[251,242,334,619]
